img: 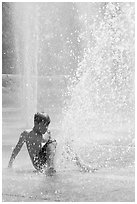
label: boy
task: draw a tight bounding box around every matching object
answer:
[8,112,57,174]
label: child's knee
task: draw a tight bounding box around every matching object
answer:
[47,142,56,156]
[48,141,57,151]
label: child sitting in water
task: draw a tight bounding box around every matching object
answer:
[8,112,57,174]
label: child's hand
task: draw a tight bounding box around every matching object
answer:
[42,130,51,142]
[8,161,13,168]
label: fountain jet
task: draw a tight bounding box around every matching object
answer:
[12,3,39,128]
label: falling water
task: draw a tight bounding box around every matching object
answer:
[12,3,39,128]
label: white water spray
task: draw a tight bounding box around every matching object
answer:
[12,3,39,128]
[57,2,135,169]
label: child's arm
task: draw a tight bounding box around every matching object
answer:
[8,131,26,168]
[42,130,51,143]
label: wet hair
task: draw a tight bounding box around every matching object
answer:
[34,112,50,125]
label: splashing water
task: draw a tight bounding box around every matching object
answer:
[56,3,135,170]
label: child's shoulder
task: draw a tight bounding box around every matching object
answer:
[21,129,32,137]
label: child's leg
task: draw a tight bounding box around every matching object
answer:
[46,141,57,170]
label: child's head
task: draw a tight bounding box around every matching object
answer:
[34,112,50,134]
